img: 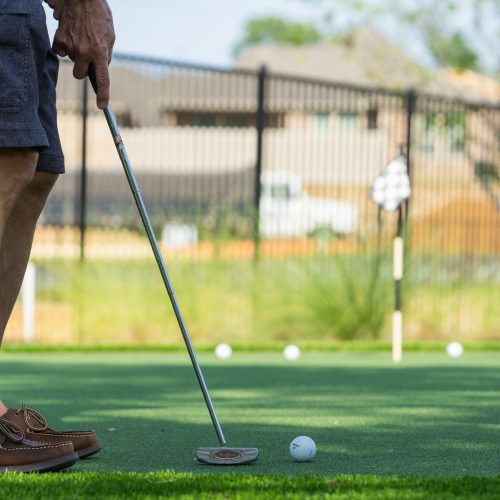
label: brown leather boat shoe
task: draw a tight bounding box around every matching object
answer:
[0,417,78,473]
[4,406,101,459]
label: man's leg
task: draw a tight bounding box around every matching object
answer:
[0,165,102,459]
[0,149,38,241]
[0,170,57,340]
[0,148,43,416]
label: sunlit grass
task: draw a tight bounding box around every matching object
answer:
[21,255,500,345]
[0,472,498,499]
[0,351,499,498]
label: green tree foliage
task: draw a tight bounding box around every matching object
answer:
[426,31,479,71]
[234,17,324,56]
[379,0,491,72]
[285,0,500,72]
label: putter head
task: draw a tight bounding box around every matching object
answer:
[196,447,259,465]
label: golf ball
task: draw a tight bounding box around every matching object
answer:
[283,344,301,361]
[290,436,316,462]
[446,342,464,358]
[215,343,232,360]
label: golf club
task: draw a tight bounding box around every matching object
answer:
[87,67,258,466]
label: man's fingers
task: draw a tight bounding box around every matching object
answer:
[52,0,114,108]
[94,59,111,109]
[52,28,68,58]
[54,47,68,57]
[73,60,90,80]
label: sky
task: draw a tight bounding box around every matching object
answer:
[44,0,326,67]
[44,1,494,72]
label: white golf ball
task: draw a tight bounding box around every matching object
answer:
[215,343,232,360]
[383,199,399,212]
[398,185,411,199]
[372,188,385,205]
[385,173,400,187]
[290,436,316,462]
[373,177,386,191]
[283,345,301,361]
[387,160,406,175]
[446,342,464,358]
[385,186,399,201]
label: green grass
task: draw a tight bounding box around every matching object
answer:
[1,472,499,499]
[1,352,498,497]
[35,256,392,344]
[30,257,500,344]
[3,341,500,353]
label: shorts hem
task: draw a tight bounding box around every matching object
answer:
[37,153,65,174]
[0,129,49,150]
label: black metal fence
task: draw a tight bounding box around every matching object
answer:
[6,53,499,344]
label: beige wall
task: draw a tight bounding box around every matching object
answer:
[58,112,391,186]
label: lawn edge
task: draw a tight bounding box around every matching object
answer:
[1,341,499,354]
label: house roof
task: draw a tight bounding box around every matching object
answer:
[54,35,498,128]
[234,30,432,90]
[234,30,500,104]
[432,69,500,103]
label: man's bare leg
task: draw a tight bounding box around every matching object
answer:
[0,150,38,239]
[0,171,58,339]
[0,149,42,416]
[0,167,102,459]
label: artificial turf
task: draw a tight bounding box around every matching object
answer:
[0,473,499,499]
[0,352,498,497]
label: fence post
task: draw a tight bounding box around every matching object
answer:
[80,78,89,263]
[404,88,416,220]
[254,65,267,261]
[392,88,416,362]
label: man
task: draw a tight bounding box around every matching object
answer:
[0,0,115,472]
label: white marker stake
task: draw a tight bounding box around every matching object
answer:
[392,311,403,363]
[393,237,404,281]
[21,262,36,343]
[392,236,404,363]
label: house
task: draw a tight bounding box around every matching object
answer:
[234,29,500,103]
[234,30,432,90]
[49,42,499,233]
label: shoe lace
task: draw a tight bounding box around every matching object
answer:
[0,417,24,443]
[15,405,48,432]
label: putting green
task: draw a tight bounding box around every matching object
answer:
[0,352,498,477]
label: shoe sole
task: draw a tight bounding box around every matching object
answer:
[0,452,79,473]
[77,442,102,459]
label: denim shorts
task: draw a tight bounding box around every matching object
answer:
[0,0,64,173]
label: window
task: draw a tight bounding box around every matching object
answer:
[177,112,217,127]
[116,110,134,127]
[225,114,250,128]
[419,113,436,153]
[338,112,359,128]
[419,112,467,154]
[316,112,330,130]
[367,109,378,130]
[190,114,217,127]
[270,185,291,200]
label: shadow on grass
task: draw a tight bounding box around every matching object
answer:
[0,354,498,476]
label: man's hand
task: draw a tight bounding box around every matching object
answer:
[47,0,115,109]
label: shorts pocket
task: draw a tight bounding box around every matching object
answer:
[0,0,30,112]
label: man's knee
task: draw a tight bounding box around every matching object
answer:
[0,149,39,213]
[21,172,59,211]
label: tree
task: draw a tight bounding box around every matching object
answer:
[234,1,500,72]
[296,0,500,73]
[234,17,324,56]
[426,31,479,72]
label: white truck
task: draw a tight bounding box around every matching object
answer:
[259,170,357,238]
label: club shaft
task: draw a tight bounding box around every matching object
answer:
[101,105,226,447]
